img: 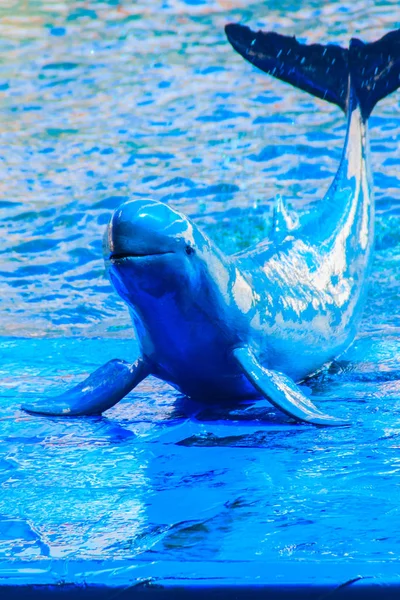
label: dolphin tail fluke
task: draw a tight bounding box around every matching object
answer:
[349,31,400,119]
[225,24,400,120]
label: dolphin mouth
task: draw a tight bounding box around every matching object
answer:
[109,251,174,261]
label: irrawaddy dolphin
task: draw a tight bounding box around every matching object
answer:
[22,25,400,426]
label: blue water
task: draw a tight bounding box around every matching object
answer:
[0,0,400,572]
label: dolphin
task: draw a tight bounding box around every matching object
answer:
[22,25,400,426]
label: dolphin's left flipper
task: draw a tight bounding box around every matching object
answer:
[232,347,349,426]
[21,357,150,416]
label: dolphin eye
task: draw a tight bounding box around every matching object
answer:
[185,245,195,256]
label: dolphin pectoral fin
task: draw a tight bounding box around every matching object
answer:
[21,358,149,416]
[232,347,349,427]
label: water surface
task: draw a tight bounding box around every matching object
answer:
[0,0,399,571]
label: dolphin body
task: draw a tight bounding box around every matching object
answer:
[22,25,400,426]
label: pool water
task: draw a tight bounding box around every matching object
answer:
[0,0,400,576]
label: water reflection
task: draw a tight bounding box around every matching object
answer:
[1,335,400,562]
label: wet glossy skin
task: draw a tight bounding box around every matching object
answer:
[105,90,373,401]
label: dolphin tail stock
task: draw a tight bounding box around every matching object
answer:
[21,358,149,417]
[225,23,400,120]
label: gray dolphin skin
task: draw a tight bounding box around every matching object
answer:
[22,26,400,426]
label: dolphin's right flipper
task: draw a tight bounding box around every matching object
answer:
[21,358,150,416]
[232,347,349,427]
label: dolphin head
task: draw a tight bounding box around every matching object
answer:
[104,199,214,321]
[104,198,197,263]
[104,199,248,369]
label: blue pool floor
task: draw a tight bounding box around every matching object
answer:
[1,335,400,597]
